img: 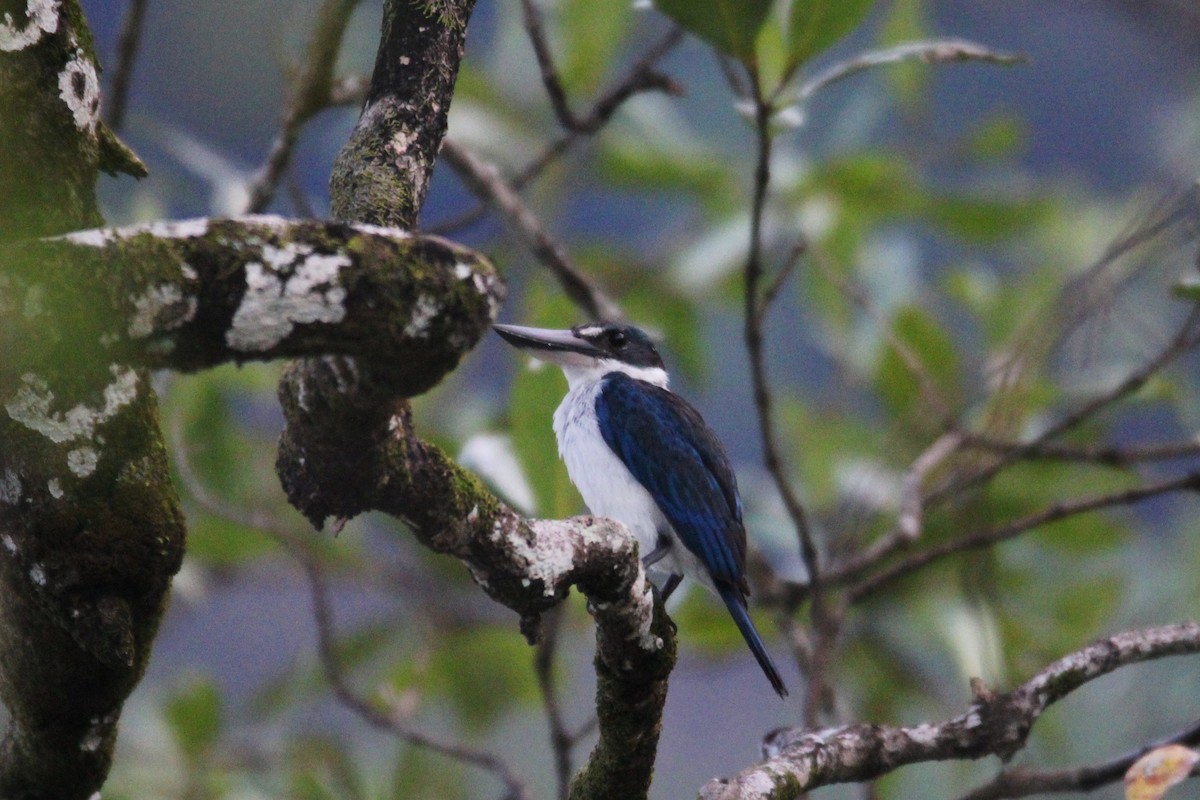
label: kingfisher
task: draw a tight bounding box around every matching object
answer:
[494,321,788,697]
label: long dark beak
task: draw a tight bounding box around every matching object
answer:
[493,324,604,366]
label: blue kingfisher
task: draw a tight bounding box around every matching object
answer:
[495,322,787,697]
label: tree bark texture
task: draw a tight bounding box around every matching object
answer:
[0,2,180,798]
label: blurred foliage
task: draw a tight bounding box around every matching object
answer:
[83,0,1200,796]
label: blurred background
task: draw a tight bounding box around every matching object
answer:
[77,1,1200,797]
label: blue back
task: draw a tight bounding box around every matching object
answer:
[594,373,747,588]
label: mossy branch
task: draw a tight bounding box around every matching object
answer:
[1,216,500,393]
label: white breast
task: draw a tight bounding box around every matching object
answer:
[552,380,665,556]
[551,378,714,589]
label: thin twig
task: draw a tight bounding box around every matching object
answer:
[244,0,362,213]
[743,74,819,588]
[105,0,150,131]
[429,28,683,236]
[299,554,531,800]
[958,717,1200,800]
[519,0,681,134]
[753,237,807,327]
[534,607,573,800]
[519,0,578,131]
[927,306,1200,508]
[743,70,825,724]
[440,138,622,321]
[959,433,1200,469]
[849,470,1200,602]
[792,39,1024,107]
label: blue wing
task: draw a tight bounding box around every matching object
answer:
[596,373,789,697]
[594,373,747,588]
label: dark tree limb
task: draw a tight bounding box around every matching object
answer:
[277,2,677,798]
[328,0,474,228]
[700,623,1200,799]
[0,4,181,798]
[958,716,1200,799]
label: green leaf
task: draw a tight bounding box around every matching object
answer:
[502,282,592,518]
[923,195,1052,243]
[653,0,773,62]
[1172,276,1200,301]
[163,676,222,763]
[785,0,875,69]
[560,0,632,93]
[962,114,1028,160]
[876,0,929,102]
[875,305,961,422]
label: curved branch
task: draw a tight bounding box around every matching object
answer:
[959,717,1200,799]
[275,370,675,798]
[700,623,1200,799]
[440,138,623,321]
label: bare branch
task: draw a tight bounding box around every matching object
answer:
[104,0,150,131]
[429,27,682,236]
[958,717,1200,800]
[793,39,1024,107]
[742,75,819,594]
[849,471,1200,603]
[959,433,1200,469]
[519,0,681,134]
[299,552,532,799]
[245,0,362,212]
[440,138,622,321]
[700,623,1200,799]
[928,305,1200,508]
[535,607,575,800]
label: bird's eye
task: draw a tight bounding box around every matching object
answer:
[608,330,627,349]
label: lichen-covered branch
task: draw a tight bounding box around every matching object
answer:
[275,370,675,798]
[328,0,475,227]
[276,3,679,797]
[699,623,1200,800]
[0,215,500,392]
[0,3,181,798]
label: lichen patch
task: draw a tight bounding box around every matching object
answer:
[128,284,197,338]
[6,366,138,444]
[55,218,211,248]
[0,469,21,504]
[350,222,411,240]
[5,366,139,477]
[403,294,440,338]
[58,48,101,133]
[226,246,351,351]
[0,0,59,52]
[67,446,98,477]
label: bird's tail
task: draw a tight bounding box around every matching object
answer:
[717,583,788,698]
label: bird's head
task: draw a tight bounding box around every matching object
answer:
[493,322,668,388]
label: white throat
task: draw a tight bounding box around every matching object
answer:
[559,359,669,391]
